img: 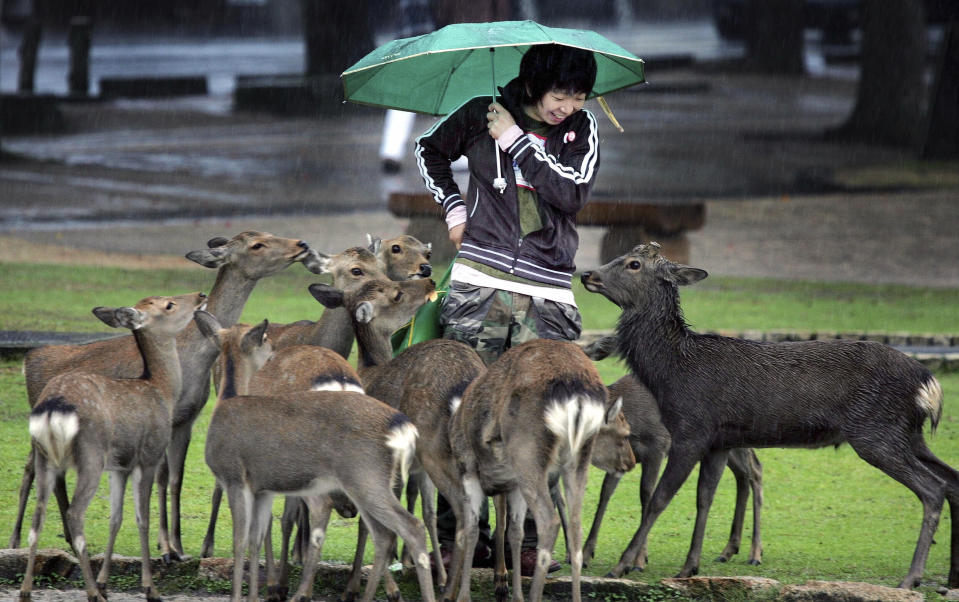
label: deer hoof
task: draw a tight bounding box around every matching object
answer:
[266,585,289,601]
[386,591,403,602]
[18,592,31,601]
[96,582,108,597]
[715,555,729,563]
[748,559,762,566]
[338,591,358,602]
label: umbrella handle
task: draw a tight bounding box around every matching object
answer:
[490,48,507,194]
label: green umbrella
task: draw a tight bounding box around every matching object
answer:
[340,20,646,117]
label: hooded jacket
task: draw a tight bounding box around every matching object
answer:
[415,78,600,289]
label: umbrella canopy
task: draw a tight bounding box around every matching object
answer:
[341,20,645,116]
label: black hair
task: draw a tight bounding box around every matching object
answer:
[519,44,598,105]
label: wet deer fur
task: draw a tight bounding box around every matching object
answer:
[19,292,207,602]
[580,242,956,589]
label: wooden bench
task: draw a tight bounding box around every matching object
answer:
[388,191,705,264]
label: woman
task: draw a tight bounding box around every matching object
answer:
[415,42,599,575]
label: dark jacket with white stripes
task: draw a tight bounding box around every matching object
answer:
[414,77,600,289]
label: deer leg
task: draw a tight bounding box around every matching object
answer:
[200,483,224,558]
[372,500,435,602]
[849,435,945,589]
[9,446,37,549]
[226,483,253,602]
[269,497,297,602]
[247,492,275,602]
[342,519,369,602]
[912,439,959,588]
[53,474,73,550]
[745,450,763,566]
[522,481,560,602]
[359,516,399,602]
[582,472,621,567]
[289,495,333,602]
[401,476,421,568]
[19,457,54,601]
[609,449,700,578]
[505,489,528,602]
[563,459,591,602]
[67,464,108,602]
[417,475,448,588]
[492,494,509,602]
[456,474,486,602]
[95,471,129,596]
[626,449,665,572]
[678,450,728,578]
[551,482,570,563]
[133,465,162,601]
[166,423,194,559]
[292,498,310,566]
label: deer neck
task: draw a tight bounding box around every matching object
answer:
[179,266,258,368]
[215,353,254,401]
[353,322,394,382]
[134,329,183,405]
[616,292,690,400]
[308,306,356,358]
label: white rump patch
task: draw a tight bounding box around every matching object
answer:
[544,396,605,460]
[916,377,944,429]
[311,380,364,393]
[386,421,419,485]
[29,410,79,469]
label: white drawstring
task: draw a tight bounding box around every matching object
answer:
[490,48,507,193]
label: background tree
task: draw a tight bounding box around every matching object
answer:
[835,0,926,146]
[743,0,805,75]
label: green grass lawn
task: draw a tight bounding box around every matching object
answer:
[2,260,959,597]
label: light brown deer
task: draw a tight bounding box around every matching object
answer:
[10,231,321,561]
[195,314,361,600]
[19,292,207,602]
[265,235,432,358]
[204,278,439,602]
[309,279,486,601]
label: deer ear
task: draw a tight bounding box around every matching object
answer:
[309,283,344,308]
[301,249,333,274]
[670,266,708,286]
[207,236,230,248]
[606,396,623,425]
[194,310,223,344]
[242,319,270,353]
[354,301,375,324]
[367,234,382,254]
[185,248,228,268]
[97,307,144,330]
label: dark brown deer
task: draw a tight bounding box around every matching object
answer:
[19,292,207,602]
[11,231,321,561]
[581,242,956,589]
[205,278,439,602]
[570,358,764,570]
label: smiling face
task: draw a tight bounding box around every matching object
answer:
[526,88,588,126]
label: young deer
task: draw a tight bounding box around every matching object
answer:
[451,339,619,602]
[12,231,320,561]
[205,278,439,602]
[310,279,487,601]
[196,314,360,599]
[581,242,957,589]
[368,234,433,280]
[19,292,207,602]
[573,373,763,571]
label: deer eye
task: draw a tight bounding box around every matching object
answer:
[351,268,364,276]
[166,302,175,310]
[251,243,265,250]
[425,251,432,260]
[628,260,641,270]
[394,291,404,302]
[391,245,402,254]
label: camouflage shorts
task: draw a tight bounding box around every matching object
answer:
[440,281,582,366]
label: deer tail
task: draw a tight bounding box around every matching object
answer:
[29,396,79,470]
[385,413,419,488]
[544,393,605,463]
[916,375,943,433]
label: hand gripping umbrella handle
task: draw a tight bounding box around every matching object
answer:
[490,48,507,193]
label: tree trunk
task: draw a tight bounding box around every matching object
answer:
[301,0,373,77]
[744,0,805,75]
[837,0,926,146]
